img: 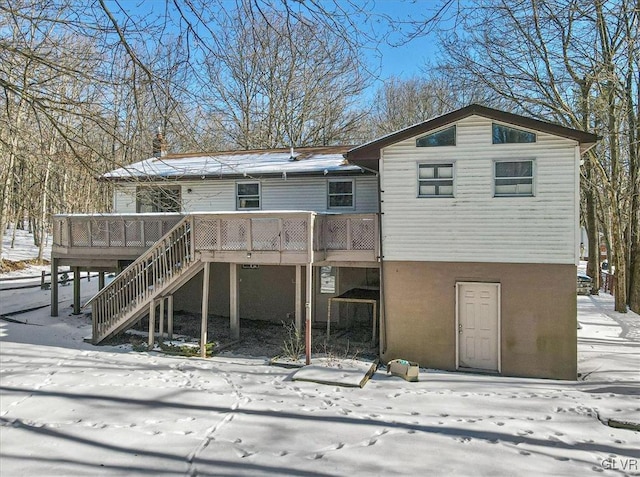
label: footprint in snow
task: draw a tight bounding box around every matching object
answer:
[519,451,531,456]
[235,448,254,458]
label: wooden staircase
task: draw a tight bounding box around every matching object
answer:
[87,216,203,344]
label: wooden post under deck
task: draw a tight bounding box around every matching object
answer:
[230,263,239,340]
[295,265,302,332]
[158,297,165,343]
[98,271,105,290]
[167,294,174,339]
[51,258,59,317]
[201,263,210,358]
[305,263,313,365]
[72,266,81,315]
[148,300,156,347]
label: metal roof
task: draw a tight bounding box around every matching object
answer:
[101,146,365,181]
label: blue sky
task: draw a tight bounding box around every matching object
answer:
[118,0,446,85]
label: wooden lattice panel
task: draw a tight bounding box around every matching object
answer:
[144,221,163,246]
[282,219,308,251]
[351,219,376,250]
[108,220,125,246]
[195,218,218,250]
[221,219,247,250]
[70,221,90,246]
[90,219,109,246]
[325,218,347,250]
[124,220,143,247]
[251,218,280,251]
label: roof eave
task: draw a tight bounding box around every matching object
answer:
[346,104,600,162]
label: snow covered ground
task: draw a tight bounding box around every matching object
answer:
[1,233,639,476]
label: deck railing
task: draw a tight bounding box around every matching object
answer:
[193,213,310,253]
[52,214,183,249]
[54,212,378,261]
[316,214,379,260]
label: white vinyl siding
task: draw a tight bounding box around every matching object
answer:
[113,185,137,213]
[113,176,378,214]
[380,115,579,264]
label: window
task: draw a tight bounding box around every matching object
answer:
[237,182,260,209]
[328,179,354,208]
[418,163,454,197]
[416,126,456,147]
[494,160,534,196]
[136,186,181,213]
[492,123,536,144]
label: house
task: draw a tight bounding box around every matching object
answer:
[346,104,598,380]
[50,105,598,380]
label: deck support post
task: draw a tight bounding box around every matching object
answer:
[72,266,81,315]
[295,265,302,332]
[158,297,165,343]
[201,263,210,358]
[167,294,174,339]
[148,299,155,347]
[51,258,59,316]
[98,271,105,290]
[305,263,313,365]
[230,263,239,340]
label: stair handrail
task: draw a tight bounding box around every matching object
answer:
[86,214,194,308]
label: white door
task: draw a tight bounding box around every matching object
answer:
[457,282,500,372]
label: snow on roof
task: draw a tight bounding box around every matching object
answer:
[102,146,362,180]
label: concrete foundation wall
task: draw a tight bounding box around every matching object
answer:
[382,261,577,380]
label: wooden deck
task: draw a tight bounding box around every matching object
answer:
[52,212,379,267]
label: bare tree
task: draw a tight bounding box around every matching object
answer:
[434,0,639,312]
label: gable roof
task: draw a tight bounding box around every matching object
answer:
[346,104,599,167]
[101,145,366,182]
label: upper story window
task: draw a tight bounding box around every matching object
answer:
[418,163,454,197]
[136,185,181,213]
[494,160,534,196]
[328,179,354,208]
[416,126,456,147]
[492,123,536,144]
[237,182,260,209]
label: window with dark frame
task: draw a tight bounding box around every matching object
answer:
[418,163,454,197]
[494,160,534,196]
[236,182,260,209]
[492,123,536,144]
[416,126,456,147]
[136,186,181,213]
[328,179,354,208]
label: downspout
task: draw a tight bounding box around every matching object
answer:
[357,164,387,356]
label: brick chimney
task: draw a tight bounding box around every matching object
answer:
[152,128,167,157]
